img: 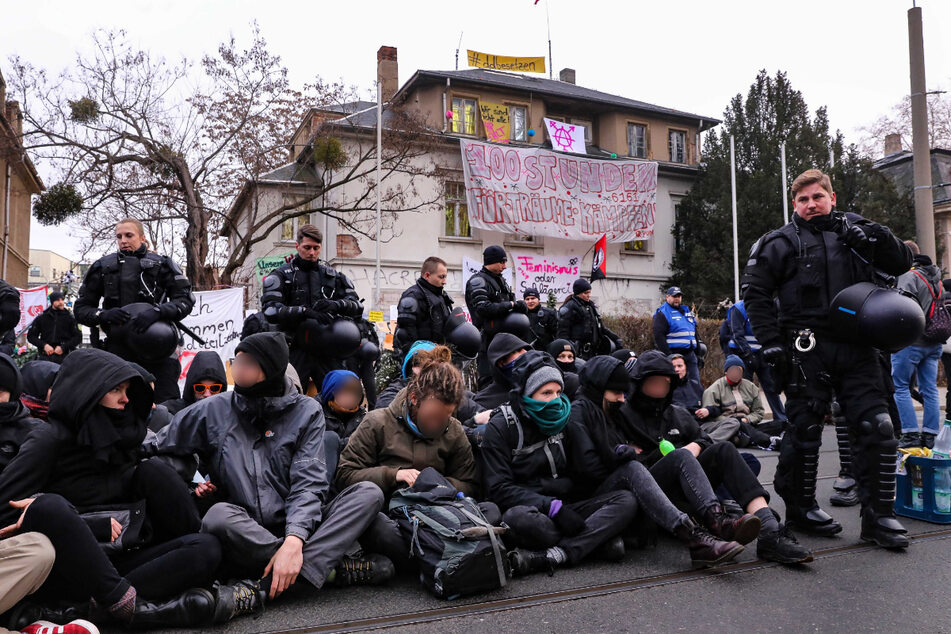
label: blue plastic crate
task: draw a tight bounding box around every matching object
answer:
[895,455,951,524]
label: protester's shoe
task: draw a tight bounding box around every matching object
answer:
[704,504,761,545]
[898,433,923,449]
[20,620,100,634]
[860,512,910,550]
[593,536,626,562]
[766,435,783,452]
[720,498,745,517]
[757,525,814,564]
[829,477,860,507]
[213,579,266,623]
[507,547,562,577]
[331,553,395,587]
[922,432,937,450]
[675,519,744,569]
[129,588,215,629]
[784,505,843,537]
[910,388,924,404]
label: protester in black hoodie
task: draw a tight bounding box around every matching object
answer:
[19,360,60,421]
[0,348,220,628]
[548,339,583,397]
[472,333,529,410]
[162,351,228,416]
[617,351,812,564]
[27,291,82,364]
[481,350,637,576]
[567,356,744,569]
[0,355,43,473]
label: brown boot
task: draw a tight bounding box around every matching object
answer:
[704,503,761,545]
[674,519,744,569]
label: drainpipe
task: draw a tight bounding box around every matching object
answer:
[3,164,10,280]
[442,77,451,133]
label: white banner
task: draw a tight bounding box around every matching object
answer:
[512,252,582,302]
[16,285,49,336]
[461,256,515,292]
[460,139,657,242]
[178,287,244,372]
[543,117,586,155]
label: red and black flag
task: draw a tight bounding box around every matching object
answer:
[591,234,607,282]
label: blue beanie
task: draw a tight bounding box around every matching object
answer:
[402,340,437,379]
[724,354,746,372]
[321,369,360,402]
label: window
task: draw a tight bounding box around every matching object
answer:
[627,123,647,158]
[673,202,684,252]
[451,98,478,136]
[669,130,686,163]
[571,118,593,143]
[509,105,527,142]
[623,239,651,253]
[29,266,41,277]
[280,199,315,243]
[444,182,471,237]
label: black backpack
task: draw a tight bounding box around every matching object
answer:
[911,269,951,344]
[388,467,509,599]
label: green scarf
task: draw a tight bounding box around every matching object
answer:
[521,394,571,436]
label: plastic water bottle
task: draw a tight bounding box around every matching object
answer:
[659,439,676,456]
[932,420,951,514]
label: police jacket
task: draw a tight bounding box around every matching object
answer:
[464,268,515,330]
[557,296,621,359]
[261,255,361,330]
[394,278,453,353]
[527,305,559,349]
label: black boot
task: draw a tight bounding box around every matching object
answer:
[674,519,744,569]
[757,523,814,564]
[704,503,761,545]
[783,504,843,536]
[128,588,216,629]
[507,547,562,577]
[860,510,909,549]
[831,408,860,507]
[829,476,860,507]
[213,579,266,623]
[593,536,626,562]
[855,414,908,550]
[331,553,396,587]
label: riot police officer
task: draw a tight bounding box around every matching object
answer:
[394,256,453,356]
[261,224,362,391]
[557,278,622,359]
[742,169,913,548]
[465,245,524,386]
[74,218,194,402]
[523,287,558,350]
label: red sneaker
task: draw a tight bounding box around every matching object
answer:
[20,620,100,634]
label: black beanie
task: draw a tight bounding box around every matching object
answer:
[605,361,631,393]
[573,278,592,295]
[483,245,507,266]
[523,287,540,299]
[49,291,65,303]
[235,332,289,384]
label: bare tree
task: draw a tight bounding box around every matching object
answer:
[858,87,951,157]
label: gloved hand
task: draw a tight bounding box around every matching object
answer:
[99,307,131,326]
[304,308,334,325]
[762,346,786,369]
[551,503,586,536]
[512,300,528,314]
[131,306,162,333]
[312,298,337,314]
[615,444,638,462]
[837,220,870,250]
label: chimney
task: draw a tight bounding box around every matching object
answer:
[883,133,902,156]
[5,101,22,137]
[559,68,576,84]
[377,46,398,102]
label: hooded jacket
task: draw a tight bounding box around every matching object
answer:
[162,351,228,415]
[472,333,529,410]
[19,360,60,421]
[0,355,43,474]
[616,351,713,468]
[0,349,153,524]
[335,388,477,497]
[148,373,328,542]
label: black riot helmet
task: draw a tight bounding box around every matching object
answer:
[498,312,532,342]
[105,302,179,362]
[445,306,481,360]
[829,282,925,352]
[297,318,362,358]
[356,338,381,362]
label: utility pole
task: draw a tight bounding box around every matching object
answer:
[908,4,936,257]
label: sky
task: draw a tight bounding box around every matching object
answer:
[5,0,950,262]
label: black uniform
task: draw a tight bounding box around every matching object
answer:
[742,210,912,539]
[74,245,194,402]
[465,268,518,385]
[0,280,20,354]
[557,296,622,360]
[260,255,362,391]
[393,278,453,355]
[527,305,558,350]
[27,305,82,363]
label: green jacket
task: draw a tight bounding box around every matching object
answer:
[701,377,764,425]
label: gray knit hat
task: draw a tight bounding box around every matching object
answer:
[523,364,565,397]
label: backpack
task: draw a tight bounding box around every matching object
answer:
[388,467,510,599]
[910,269,951,344]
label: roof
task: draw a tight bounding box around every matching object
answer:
[220,162,321,237]
[288,101,378,148]
[392,68,720,131]
[872,147,951,170]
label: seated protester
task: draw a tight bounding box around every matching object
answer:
[548,338,583,398]
[701,356,772,448]
[0,349,221,628]
[127,362,174,434]
[568,356,744,568]
[669,353,703,415]
[163,350,227,416]
[612,349,637,364]
[481,351,637,576]
[473,333,530,410]
[0,533,82,633]
[618,351,812,564]
[335,349,487,570]
[376,340,436,410]
[148,332,392,619]
[0,355,44,476]
[320,370,367,444]
[19,360,60,421]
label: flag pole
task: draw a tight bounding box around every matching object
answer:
[780,141,789,224]
[730,135,740,303]
[545,0,553,79]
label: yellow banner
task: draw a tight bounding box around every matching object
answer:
[479,101,511,144]
[467,50,546,74]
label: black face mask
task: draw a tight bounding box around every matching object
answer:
[805,211,841,232]
[605,400,624,417]
[0,400,21,420]
[234,374,284,399]
[556,360,576,374]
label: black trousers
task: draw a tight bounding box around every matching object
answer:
[501,490,636,565]
[21,494,220,604]
[290,346,344,394]
[104,338,182,403]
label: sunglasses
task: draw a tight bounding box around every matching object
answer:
[193,383,224,395]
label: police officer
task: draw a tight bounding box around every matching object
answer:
[523,287,558,350]
[727,299,787,424]
[0,279,19,355]
[652,286,703,389]
[465,245,524,387]
[394,256,453,356]
[742,168,913,548]
[557,278,622,360]
[261,224,362,391]
[74,217,194,402]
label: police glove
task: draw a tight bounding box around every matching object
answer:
[762,346,787,369]
[131,306,162,333]
[837,220,870,250]
[312,299,336,314]
[99,307,131,326]
[304,308,334,325]
[512,300,529,314]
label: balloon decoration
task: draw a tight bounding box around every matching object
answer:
[610,153,618,158]
[445,110,453,119]
[527,129,535,137]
